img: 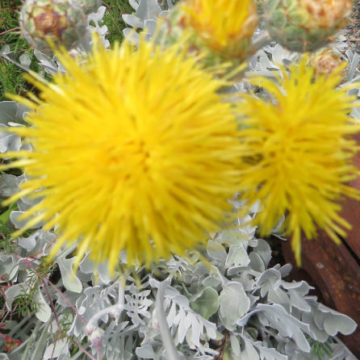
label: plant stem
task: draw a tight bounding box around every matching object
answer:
[0,27,20,36]
[252,31,272,52]
[156,281,179,360]
[86,283,124,333]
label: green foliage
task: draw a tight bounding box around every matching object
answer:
[190,286,219,320]
[9,258,55,320]
[0,203,17,253]
[0,0,131,101]
[309,336,334,360]
[0,60,27,101]
[0,1,31,101]
[102,0,133,44]
[58,311,74,336]
[12,292,38,317]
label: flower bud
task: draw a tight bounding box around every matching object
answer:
[265,0,353,52]
[20,0,88,53]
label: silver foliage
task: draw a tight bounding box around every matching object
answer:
[122,0,177,43]
[0,203,357,359]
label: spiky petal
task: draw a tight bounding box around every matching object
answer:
[181,0,258,60]
[4,38,243,274]
[237,57,360,264]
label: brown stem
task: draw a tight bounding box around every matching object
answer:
[215,331,230,360]
[0,27,20,36]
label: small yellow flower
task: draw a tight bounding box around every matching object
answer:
[237,57,360,265]
[181,0,258,59]
[4,38,243,274]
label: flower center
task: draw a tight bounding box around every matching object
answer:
[104,138,154,177]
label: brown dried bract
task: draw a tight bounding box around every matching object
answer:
[33,8,68,37]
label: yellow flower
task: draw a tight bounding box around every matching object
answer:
[181,0,258,59]
[4,38,242,274]
[237,57,360,265]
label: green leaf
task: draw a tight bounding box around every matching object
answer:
[219,282,250,331]
[0,202,17,225]
[190,287,219,320]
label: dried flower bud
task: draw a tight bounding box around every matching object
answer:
[20,0,88,53]
[309,48,346,79]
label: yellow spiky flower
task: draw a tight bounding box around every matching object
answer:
[3,38,243,274]
[237,57,360,265]
[181,0,258,60]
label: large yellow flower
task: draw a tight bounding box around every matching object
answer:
[237,57,360,264]
[181,0,258,59]
[3,38,243,274]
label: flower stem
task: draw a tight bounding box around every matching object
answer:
[156,281,179,360]
[252,31,272,52]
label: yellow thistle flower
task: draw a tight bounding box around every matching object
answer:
[3,38,243,274]
[181,0,258,59]
[237,57,360,265]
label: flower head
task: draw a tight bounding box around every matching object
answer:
[265,0,352,52]
[20,0,87,53]
[238,57,360,264]
[298,0,352,29]
[181,0,258,59]
[5,38,242,274]
[309,48,345,78]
